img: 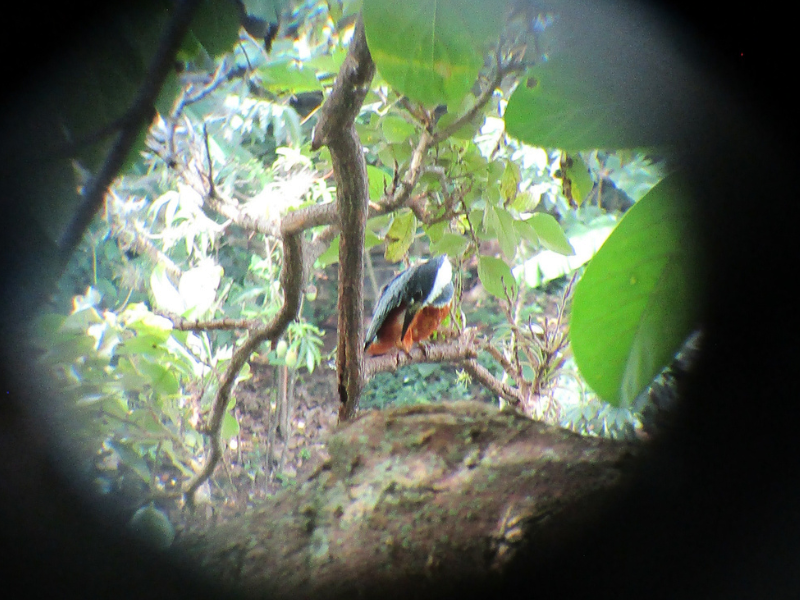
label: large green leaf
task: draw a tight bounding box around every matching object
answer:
[381,115,416,144]
[570,175,705,407]
[362,0,508,106]
[431,232,469,257]
[505,56,657,151]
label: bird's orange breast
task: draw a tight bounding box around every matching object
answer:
[401,303,451,352]
[365,305,406,356]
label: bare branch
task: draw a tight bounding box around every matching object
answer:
[310,16,375,421]
[184,232,304,503]
[364,330,479,379]
[158,312,259,331]
[172,59,240,119]
[462,359,525,406]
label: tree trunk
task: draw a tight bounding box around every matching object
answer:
[178,402,635,599]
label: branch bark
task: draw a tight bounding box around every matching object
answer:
[311,16,375,421]
[363,331,478,378]
[183,231,304,502]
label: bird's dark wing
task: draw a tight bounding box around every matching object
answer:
[364,267,415,348]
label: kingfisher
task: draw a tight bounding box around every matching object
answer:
[364,255,454,356]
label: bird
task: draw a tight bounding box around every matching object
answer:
[364,255,454,356]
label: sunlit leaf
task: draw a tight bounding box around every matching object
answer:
[563,153,593,206]
[260,61,323,93]
[367,165,392,200]
[381,115,416,144]
[571,175,705,407]
[221,411,240,440]
[317,235,340,267]
[138,361,181,396]
[478,255,517,301]
[500,160,521,204]
[363,0,508,106]
[529,213,575,256]
[385,210,416,262]
[431,233,469,257]
[493,207,520,259]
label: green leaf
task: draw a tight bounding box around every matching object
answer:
[367,165,391,201]
[563,154,593,206]
[570,175,705,407]
[221,411,240,440]
[242,0,284,22]
[365,230,383,248]
[138,361,181,396]
[260,61,322,93]
[500,160,520,204]
[478,255,517,301]
[529,213,575,256]
[317,235,340,267]
[431,233,469,257]
[381,115,416,144]
[505,56,656,151]
[385,211,416,262]
[514,219,539,245]
[116,335,170,357]
[424,221,447,244]
[493,207,520,259]
[362,0,508,106]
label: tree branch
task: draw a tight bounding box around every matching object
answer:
[158,312,258,331]
[462,359,524,406]
[57,0,203,261]
[184,232,304,503]
[363,330,478,379]
[311,16,375,421]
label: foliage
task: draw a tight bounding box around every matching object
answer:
[362,363,477,410]
[30,0,702,507]
[35,290,208,484]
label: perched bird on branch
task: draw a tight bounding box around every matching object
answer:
[364,255,454,356]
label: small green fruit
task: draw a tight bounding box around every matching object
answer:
[305,287,317,302]
[128,503,174,550]
[285,348,298,368]
[276,340,288,358]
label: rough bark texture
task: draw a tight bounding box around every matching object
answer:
[178,401,635,599]
[311,17,375,421]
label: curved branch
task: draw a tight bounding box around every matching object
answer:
[310,16,375,421]
[183,232,304,503]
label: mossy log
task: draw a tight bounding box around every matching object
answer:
[178,402,636,599]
